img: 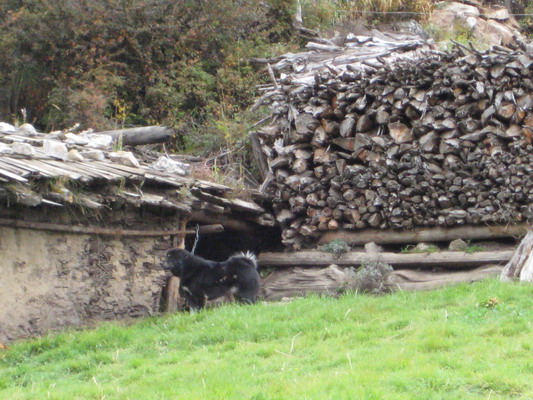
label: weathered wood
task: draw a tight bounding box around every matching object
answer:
[163,276,184,312]
[96,126,174,146]
[259,250,515,269]
[0,218,222,237]
[501,231,533,282]
[318,224,530,246]
[261,264,503,300]
[190,188,265,215]
[386,265,503,291]
[261,265,347,300]
[252,35,533,250]
[190,210,259,232]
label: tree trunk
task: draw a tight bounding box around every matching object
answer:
[501,231,533,282]
[97,126,174,146]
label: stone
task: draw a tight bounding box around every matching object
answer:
[364,242,383,254]
[17,123,38,137]
[65,133,90,145]
[0,143,13,154]
[414,243,438,252]
[151,156,190,176]
[109,151,141,168]
[449,239,469,252]
[80,150,105,161]
[0,122,16,134]
[11,142,35,156]
[43,140,68,160]
[85,134,113,149]
[67,149,84,162]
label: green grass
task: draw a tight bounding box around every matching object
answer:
[1,279,532,399]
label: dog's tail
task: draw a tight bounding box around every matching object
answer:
[231,251,258,269]
[236,251,256,263]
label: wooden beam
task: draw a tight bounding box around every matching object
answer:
[258,250,515,269]
[0,218,223,237]
[190,210,259,233]
[318,224,530,246]
[190,187,266,215]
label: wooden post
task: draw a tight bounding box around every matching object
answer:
[163,277,184,313]
[163,217,189,313]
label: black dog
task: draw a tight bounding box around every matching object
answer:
[161,248,260,310]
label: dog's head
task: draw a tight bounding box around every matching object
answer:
[161,248,191,277]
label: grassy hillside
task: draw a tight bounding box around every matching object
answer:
[1,279,532,399]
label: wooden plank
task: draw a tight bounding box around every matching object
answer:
[92,160,147,176]
[27,159,84,180]
[190,188,265,215]
[0,218,222,237]
[0,160,32,177]
[0,158,55,178]
[190,210,259,233]
[0,167,27,182]
[258,250,515,269]
[318,224,530,246]
[86,161,139,179]
[41,160,102,179]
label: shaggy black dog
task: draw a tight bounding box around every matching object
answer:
[161,248,260,310]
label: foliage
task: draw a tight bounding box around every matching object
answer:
[1,280,532,399]
[344,261,394,294]
[301,0,432,28]
[0,0,298,132]
[318,239,350,256]
[465,245,487,254]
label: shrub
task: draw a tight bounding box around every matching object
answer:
[344,261,394,295]
[318,239,350,257]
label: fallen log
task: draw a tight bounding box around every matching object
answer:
[501,231,533,282]
[96,126,174,146]
[318,224,530,246]
[260,264,503,300]
[262,265,347,300]
[258,250,515,269]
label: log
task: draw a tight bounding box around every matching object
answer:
[162,276,184,312]
[96,126,174,146]
[190,210,260,232]
[261,264,503,300]
[261,265,347,300]
[258,250,515,269]
[501,231,533,282]
[386,265,503,291]
[318,224,530,246]
[0,218,223,237]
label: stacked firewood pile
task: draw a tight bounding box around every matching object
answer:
[256,40,533,249]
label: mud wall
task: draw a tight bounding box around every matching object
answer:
[0,226,169,343]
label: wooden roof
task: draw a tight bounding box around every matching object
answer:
[0,129,274,230]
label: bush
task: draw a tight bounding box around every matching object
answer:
[0,0,298,132]
[344,261,393,295]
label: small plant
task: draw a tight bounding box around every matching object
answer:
[318,239,350,257]
[344,261,393,295]
[479,297,500,309]
[401,244,439,254]
[112,134,124,152]
[465,245,486,254]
